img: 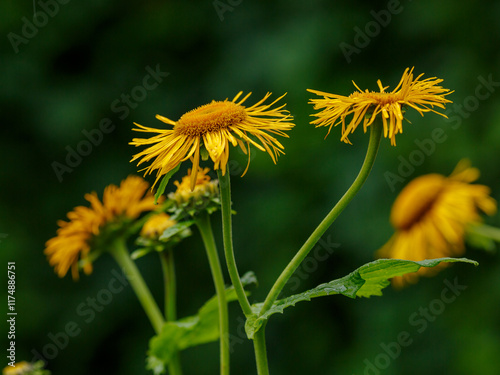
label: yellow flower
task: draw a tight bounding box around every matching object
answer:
[140,213,177,239]
[308,67,452,145]
[377,160,497,287]
[130,92,294,190]
[3,362,32,375]
[169,168,220,217]
[45,176,158,280]
[170,167,218,202]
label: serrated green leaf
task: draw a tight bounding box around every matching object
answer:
[154,164,181,204]
[245,258,477,339]
[147,271,257,374]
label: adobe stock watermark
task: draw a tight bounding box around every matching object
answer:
[0,233,8,243]
[340,0,411,63]
[357,277,467,375]
[51,64,169,182]
[226,236,339,351]
[30,268,131,364]
[213,143,262,189]
[287,235,340,292]
[227,315,247,352]
[7,0,71,54]
[213,0,242,22]
[384,73,500,192]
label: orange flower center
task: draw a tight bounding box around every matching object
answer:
[351,91,402,106]
[174,101,247,136]
[390,174,446,230]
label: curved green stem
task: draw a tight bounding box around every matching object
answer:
[253,322,269,375]
[196,212,230,375]
[109,239,164,334]
[260,122,383,315]
[159,249,183,375]
[217,169,253,317]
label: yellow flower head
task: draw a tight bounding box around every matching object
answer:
[130,92,294,190]
[3,362,32,375]
[140,213,177,239]
[45,176,158,280]
[169,168,220,217]
[377,160,497,287]
[308,67,452,145]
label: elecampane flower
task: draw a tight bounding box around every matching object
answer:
[308,67,452,145]
[377,160,497,287]
[45,176,158,280]
[130,92,294,190]
[168,168,220,217]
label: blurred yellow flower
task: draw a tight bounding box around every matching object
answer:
[377,160,497,287]
[308,67,452,145]
[45,176,158,280]
[130,92,294,190]
[140,213,177,239]
[3,362,32,375]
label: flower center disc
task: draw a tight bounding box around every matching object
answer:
[390,174,446,230]
[351,91,401,106]
[175,101,247,136]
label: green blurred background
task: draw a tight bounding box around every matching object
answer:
[1,0,500,374]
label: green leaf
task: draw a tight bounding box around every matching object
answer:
[159,220,195,241]
[130,247,151,260]
[147,271,257,374]
[154,164,181,204]
[245,258,477,339]
[132,221,194,260]
[466,223,500,253]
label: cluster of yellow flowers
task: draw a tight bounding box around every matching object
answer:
[45,67,497,287]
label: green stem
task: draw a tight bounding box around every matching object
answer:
[217,169,253,317]
[253,322,269,375]
[160,249,177,321]
[196,212,230,375]
[109,239,164,334]
[168,355,183,375]
[260,122,383,315]
[159,249,183,375]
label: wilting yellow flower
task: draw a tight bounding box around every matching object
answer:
[140,213,177,239]
[377,160,497,287]
[45,176,158,280]
[130,92,294,190]
[308,67,452,145]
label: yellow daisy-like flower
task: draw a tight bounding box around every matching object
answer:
[130,92,294,190]
[140,213,177,239]
[3,362,32,375]
[377,160,497,287]
[45,176,158,280]
[308,67,452,145]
